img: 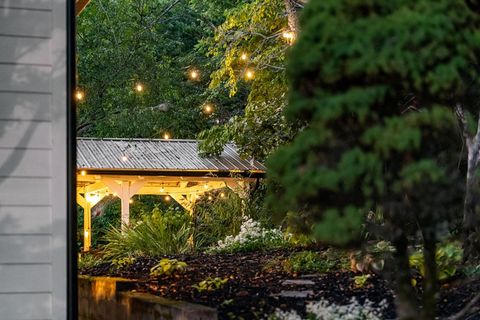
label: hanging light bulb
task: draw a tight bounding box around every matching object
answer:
[129,199,133,204]
[80,170,87,176]
[195,194,200,199]
[121,155,128,162]
[204,183,208,189]
[220,192,225,198]
[75,90,84,101]
[189,70,199,80]
[245,69,254,80]
[240,53,248,61]
[208,195,213,201]
[165,195,171,201]
[163,132,171,140]
[282,31,296,44]
[135,83,144,92]
[204,104,213,114]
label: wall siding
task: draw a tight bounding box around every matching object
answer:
[0,0,67,319]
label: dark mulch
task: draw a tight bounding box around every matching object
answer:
[80,248,480,319]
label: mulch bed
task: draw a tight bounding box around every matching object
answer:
[80,248,480,319]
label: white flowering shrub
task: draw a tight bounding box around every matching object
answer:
[208,217,289,253]
[271,298,388,320]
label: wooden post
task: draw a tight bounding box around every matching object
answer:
[77,194,92,252]
[120,182,130,231]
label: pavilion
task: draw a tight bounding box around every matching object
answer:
[77,138,266,251]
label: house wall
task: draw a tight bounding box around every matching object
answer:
[0,0,68,319]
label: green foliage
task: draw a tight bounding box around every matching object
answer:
[111,257,136,269]
[283,249,348,273]
[353,274,371,289]
[409,242,463,281]
[76,0,212,138]
[78,253,103,270]
[267,0,466,245]
[192,277,229,292]
[198,0,297,160]
[102,207,192,259]
[150,258,187,277]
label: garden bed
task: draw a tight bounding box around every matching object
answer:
[79,248,480,319]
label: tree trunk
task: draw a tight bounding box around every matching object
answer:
[392,232,420,320]
[284,0,300,33]
[455,103,480,260]
[421,232,438,320]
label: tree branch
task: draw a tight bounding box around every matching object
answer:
[448,292,480,320]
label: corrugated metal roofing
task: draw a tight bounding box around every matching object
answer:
[77,138,266,174]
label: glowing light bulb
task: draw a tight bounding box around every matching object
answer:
[80,170,86,176]
[189,70,199,80]
[75,90,84,101]
[208,195,213,201]
[241,53,248,61]
[282,31,296,44]
[195,194,200,199]
[84,230,89,237]
[129,199,133,204]
[220,192,225,198]
[163,133,171,140]
[113,193,118,197]
[160,186,165,192]
[135,83,143,92]
[165,195,171,201]
[121,155,128,162]
[204,104,213,114]
[204,183,208,189]
[245,69,254,80]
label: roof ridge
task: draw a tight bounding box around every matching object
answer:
[77,137,199,142]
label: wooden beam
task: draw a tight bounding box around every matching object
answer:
[76,0,90,16]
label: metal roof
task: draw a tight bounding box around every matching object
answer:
[77,138,266,176]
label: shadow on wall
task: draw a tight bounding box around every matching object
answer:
[0,1,69,319]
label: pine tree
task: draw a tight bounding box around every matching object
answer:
[267,1,479,318]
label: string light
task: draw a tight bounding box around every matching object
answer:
[220,192,225,198]
[208,195,213,201]
[75,90,84,101]
[160,186,165,192]
[195,194,200,199]
[163,132,171,140]
[165,195,171,201]
[135,83,144,92]
[204,183,209,189]
[129,199,133,204]
[204,103,213,114]
[240,53,248,61]
[282,31,296,44]
[245,69,254,80]
[121,155,128,162]
[80,170,86,176]
[189,70,199,80]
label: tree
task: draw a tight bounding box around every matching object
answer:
[267,1,476,318]
[76,0,211,139]
[197,0,298,160]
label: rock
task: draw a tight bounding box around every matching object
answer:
[276,290,314,298]
[281,279,315,286]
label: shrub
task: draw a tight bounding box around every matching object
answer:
[208,217,289,253]
[409,241,463,281]
[102,207,192,259]
[281,249,350,274]
[150,258,187,277]
[78,253,103,270]
[192,277,229,292]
